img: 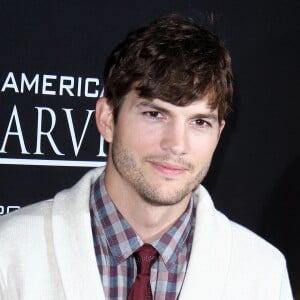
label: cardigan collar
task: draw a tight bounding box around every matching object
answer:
[51,167,232,300]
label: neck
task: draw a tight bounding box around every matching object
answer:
[104,164,191,243]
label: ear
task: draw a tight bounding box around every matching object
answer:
[218,120,226,139]
[95,97,114,143]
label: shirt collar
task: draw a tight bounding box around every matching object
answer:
[90,172,143,265]
[152,196,195,271]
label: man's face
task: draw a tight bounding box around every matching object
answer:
[98,90,224,206]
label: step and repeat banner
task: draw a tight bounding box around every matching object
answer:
[0,0,299,296]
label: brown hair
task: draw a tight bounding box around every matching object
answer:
[103,14,233,122]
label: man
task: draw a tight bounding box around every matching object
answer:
[0,14,293,299]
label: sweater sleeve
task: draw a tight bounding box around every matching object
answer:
[0,268,7,300]
[279,262,294,300]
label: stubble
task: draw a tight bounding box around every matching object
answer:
[111,134,210,206]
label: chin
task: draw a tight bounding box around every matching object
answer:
[136,184,192,207]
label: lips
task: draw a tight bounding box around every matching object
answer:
[149,161,188,176]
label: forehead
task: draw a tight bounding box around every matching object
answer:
[123,89,219,118]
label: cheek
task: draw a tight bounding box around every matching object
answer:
[191,135,220,160]
[118,124,159,153]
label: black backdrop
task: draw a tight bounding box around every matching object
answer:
[0,0,299,297]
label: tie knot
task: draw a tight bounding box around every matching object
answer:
[134,244,158,275]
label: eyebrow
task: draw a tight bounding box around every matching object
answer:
[192,113,219,122]
[136,100,170,114]
[136,99,219,122]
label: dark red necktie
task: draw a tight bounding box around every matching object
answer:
[128,244,158,300]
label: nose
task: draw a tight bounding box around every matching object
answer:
[160,121,187,156]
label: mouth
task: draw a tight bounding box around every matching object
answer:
[149,161,188,176]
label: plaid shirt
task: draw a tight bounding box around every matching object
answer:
[90,171,196,300]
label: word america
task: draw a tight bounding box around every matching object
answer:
[0,72,101,98]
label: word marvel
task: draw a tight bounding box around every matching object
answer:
[0,105,107,159]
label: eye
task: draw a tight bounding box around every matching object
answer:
[192,119,211,128]
[143,111,163,119]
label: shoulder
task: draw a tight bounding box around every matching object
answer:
[213,207,287,283]
[194,185,286,268]
[213,204,289,294]
[0,200,54,246]
[229,219,285,265]
[0,199,55,280]
[0,199,53,229]
[0,167,104,246]
[190,185,292,297]
[224,220,291,297]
